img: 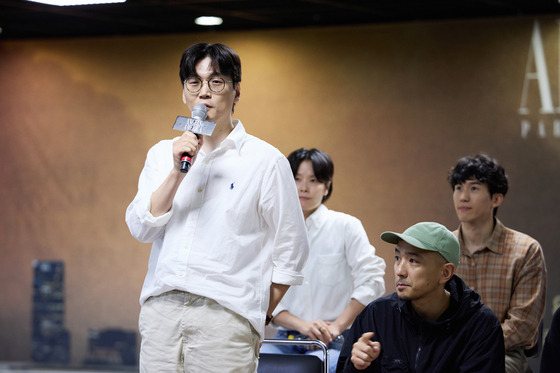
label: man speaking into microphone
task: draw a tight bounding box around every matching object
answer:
[125,43,309,372]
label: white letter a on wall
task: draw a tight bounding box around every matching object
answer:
[519,21,554,115]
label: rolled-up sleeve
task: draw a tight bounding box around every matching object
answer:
[345,220,386,306]
[125,140,174,243]
[261,156,309,286]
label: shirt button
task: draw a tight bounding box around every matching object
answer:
[177,271,185,277]
[198,188,203,193]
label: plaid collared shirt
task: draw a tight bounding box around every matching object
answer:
[454,219,547,350]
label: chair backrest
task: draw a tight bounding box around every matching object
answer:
[257,353,323,373]
[258,339,327,373]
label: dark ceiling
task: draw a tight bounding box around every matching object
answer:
[2,0,560,40]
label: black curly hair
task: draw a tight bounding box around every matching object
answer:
[448,154,508,217]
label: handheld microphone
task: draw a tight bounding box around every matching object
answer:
[172,104,216,172]
[179,104,207,173]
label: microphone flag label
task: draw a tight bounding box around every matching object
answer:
[172,116,216,136]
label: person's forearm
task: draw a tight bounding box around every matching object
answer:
[501,246,546,350]
[267,283,290,317]
[150,170,185,217]
[271,310,306,331]
[273,299,365,338]
[331,299,365,334]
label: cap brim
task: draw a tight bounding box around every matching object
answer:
[380,231,436,253]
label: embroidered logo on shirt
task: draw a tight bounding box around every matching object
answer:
[230,182,235,190]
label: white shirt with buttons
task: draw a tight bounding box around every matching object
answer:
[274,204,385,324]
[126,120,309,339]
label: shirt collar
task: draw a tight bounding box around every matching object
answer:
[456,218,505,255]
[201,119,246,158]
[221,119,246,155]
[305,204,328,230]
[487,218,505,254]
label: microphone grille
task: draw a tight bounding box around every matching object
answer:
[192,104,207,120]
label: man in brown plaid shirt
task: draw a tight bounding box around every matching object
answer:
[448,154,547,373]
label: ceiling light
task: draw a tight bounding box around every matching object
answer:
[195,16,223,27]
[27,0,126,5]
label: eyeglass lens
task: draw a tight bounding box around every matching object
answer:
[185,77,226,93]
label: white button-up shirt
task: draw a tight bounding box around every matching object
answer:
[126,121,309,338]
[275,204,385,323]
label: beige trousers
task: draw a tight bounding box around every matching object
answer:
[139,290,260,373]
[505,347,529,373]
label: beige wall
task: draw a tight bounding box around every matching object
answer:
[1,15,559,364]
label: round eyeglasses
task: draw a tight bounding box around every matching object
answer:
[183,77,233,93]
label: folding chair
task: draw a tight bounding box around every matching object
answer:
[258,339,328,373]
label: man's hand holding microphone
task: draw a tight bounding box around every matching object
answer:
[172,103,216,173]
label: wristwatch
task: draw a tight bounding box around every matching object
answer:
[265,314,273,325]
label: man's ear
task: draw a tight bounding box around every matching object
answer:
[491,193,504,209]
[440,263,455,284]
[182,89,187,104]
[234,83,241,104]
[323,181,331,197]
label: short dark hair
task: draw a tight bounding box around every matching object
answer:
[179,43,241,85]
[287,148,334,203]
[179,43,241,112]
[448,154,508,216]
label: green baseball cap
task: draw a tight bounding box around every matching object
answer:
[380,222,460,267]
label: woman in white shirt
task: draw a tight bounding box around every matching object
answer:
[260,148,386,373]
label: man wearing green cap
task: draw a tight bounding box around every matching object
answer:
[336,222,505,373]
